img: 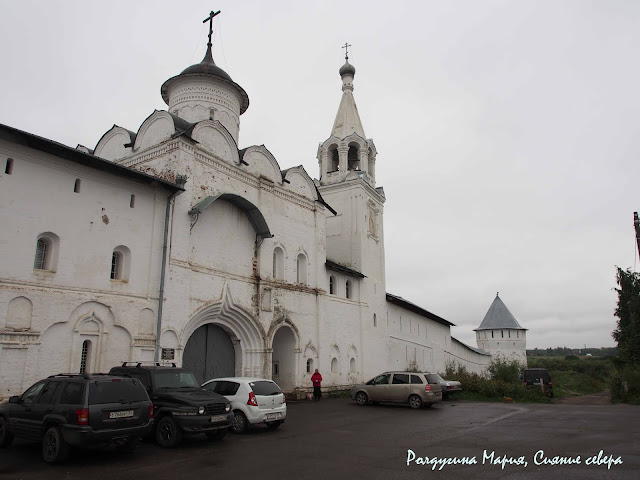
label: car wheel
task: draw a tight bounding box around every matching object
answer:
[230,411,248,434]
[0,417,14,448]
[409,394,423,409]
[115,436,140,453]
[355,392,368,406]
[205,429,227,440]
[42,426,70,464]
[155,416,182,448]
[266,421,282,431]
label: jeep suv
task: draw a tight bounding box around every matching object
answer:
[0,374,153,463]
[523,368,553,397]
[109,363,232,447]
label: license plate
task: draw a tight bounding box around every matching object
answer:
[109,410,134,419]
[210,415,227,423]
[266,413,280,420]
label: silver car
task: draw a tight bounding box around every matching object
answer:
[350,371,442,409]
[426,373,462,398]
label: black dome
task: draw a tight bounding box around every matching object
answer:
[339,61,356,77]
[180,47,233,82]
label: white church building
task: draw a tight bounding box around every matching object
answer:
[0,23,491,399]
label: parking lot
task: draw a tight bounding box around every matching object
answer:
[1,397,638,480]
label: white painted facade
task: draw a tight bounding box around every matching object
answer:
[0,39,490,400]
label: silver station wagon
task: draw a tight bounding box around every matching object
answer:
[350,371,443,409]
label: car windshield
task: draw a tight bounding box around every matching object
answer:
[426,374,445,383]
[89,380,148,404]
[250,381,282,396]
[153,370,199,389]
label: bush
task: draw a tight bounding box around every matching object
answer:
[487,358,522,384]
[611,365,640,404]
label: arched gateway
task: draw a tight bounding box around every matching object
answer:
[181,289,266,384]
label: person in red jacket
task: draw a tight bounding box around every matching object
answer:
[311,369,323,401]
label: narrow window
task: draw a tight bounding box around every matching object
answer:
[331,357,338,373]
[80,340,91,373]
[350,358,356,373]
[273,247,284,280]
[111,251,123,280]
[272,362,279,376]
[345,280,351,299]
[306,358,313,374]
[491,331,494,339]
[5,158,13,175]
[329,276,335,294]
[373,313,377,327]
[501,330,504,338]
[508,330,511,338]
[296,253,307,285]
[74,178,81,193]
[130,194,135,208]
[34,238,48,270]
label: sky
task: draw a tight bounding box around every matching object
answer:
[1,0,639,350]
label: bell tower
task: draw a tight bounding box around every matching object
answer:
[317,47,385,290]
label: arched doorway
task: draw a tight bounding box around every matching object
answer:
[272,327,296,391]
[183,324,235,384]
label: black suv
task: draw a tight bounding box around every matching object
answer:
[109,363,232,447]
[0,374,153,463]
[523,368,553,397]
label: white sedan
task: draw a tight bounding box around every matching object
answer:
[202,377,286,433]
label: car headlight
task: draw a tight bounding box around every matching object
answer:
[225,403,231,412]
[198,406,205,415]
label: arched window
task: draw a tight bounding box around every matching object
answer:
[111,245,131,282]
[5,158,13,175]
[273,247,284,280]
[33,232,59,271]
[329,145,339,172]
[329,276,335,294]
[80,340,92,373]
[347,144,359,170]
[350,358,356,373]
[296,253,307,285]
[345,280,351,299]
[331,357,338,373]
[74,178,81,193]
[306,358,313,374]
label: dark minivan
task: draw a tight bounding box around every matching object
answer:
[0,374,153,463]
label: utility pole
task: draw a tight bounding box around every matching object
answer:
[634,212,640,260]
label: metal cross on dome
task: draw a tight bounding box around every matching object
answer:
[342,42,351,61]
[203,10,221,48]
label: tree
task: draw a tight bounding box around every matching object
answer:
[613,267,640,364]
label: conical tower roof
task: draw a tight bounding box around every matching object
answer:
[475,293,527,331]
[331,58,366,139]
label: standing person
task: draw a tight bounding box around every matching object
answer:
[311,368,323,401]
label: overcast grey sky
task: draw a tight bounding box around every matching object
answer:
[2,0,639,349]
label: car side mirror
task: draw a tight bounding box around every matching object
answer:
[9,396,20,403]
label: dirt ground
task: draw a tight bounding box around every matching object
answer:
[554,389,611,405]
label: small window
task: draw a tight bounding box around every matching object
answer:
[306,358,313,373]
[130,194,135,208]
[37,382,61,404]
[273,247,284,280]
[110,245,131,282]
[501,330,504,338]
[5,158,13,175]
[59,382,85,405]
[345,280,351,299]
[21,381,46,404]
[80,340,91,373]
[329,276,335,295]
[296,253,307,285]
[373,313,377,327]
[331,357,338,373]
[491,331,494,338]
[392,374,410,384]
[74,178,81,193]
[34,238,49,270]
[272,362,279,376]
[350,358,356,373]
[411,375,424,384]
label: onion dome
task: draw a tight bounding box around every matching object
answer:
[339,60,356,77]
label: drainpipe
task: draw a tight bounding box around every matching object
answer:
[155,176,187,362]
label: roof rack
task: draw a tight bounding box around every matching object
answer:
[120,361,177,368]
[47,373,114,379]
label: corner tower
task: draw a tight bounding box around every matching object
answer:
[317,49,385,288]
[475,293,528,366]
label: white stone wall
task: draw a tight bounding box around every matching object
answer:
[476,328,527,367]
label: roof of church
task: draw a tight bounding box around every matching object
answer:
[331,59,366,140]
[0,123,185,191]
[451,337,491,356]
[474,294,527,331]
[161,45,249,114]
[386,293,455,327]
[326,260,365,278]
